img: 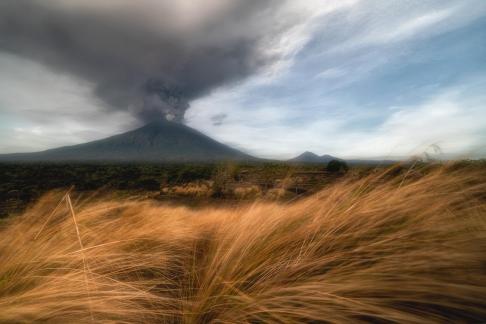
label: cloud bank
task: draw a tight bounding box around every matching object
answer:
[0,0,307,122]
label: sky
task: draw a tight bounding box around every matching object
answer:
[0,0,485,159]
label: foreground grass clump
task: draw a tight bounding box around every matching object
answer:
[0,165,485,323]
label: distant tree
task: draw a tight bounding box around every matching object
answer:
[326,159,349,174]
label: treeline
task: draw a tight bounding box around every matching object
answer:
[0,162,333,217]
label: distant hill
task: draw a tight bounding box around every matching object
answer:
[0,120,255,162]
[288,151,339,163]
[288,151,397,165]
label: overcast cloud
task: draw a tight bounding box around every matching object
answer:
[0,0,485,158]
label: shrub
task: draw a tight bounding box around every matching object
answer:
[326,159,349,173]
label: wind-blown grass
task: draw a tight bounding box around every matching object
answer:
[0,164,485,323]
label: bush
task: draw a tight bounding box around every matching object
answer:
[326,159,349,173]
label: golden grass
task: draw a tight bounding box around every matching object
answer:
[0,165,485,323]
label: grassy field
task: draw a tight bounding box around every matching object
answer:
[0,162,485,322]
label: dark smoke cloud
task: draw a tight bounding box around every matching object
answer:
[0,0,296,122]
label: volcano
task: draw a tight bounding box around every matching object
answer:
[0,120,255,162]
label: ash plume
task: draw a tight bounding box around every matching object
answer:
[0,0,297,123]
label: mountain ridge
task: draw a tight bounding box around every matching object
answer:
[0,122,399,164]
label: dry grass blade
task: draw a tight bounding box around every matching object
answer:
[65,193,94,321]
[33,186,74,240]
[0,164,485,323]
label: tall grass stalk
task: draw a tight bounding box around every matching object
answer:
[0,164,485,323]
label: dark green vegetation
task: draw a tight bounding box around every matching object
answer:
[0,163,207,217]
[326,159,349,173]
[2,159,484,218]
[0,161,348,217]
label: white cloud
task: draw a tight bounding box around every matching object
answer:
[350,7,456,48]
[232,0,361,89]
[341,85,486,158]
[314,68,347,80]
[306,0,486,91]
[0,53,137,153]
[187,79,486,159]
[321,1,486,55]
